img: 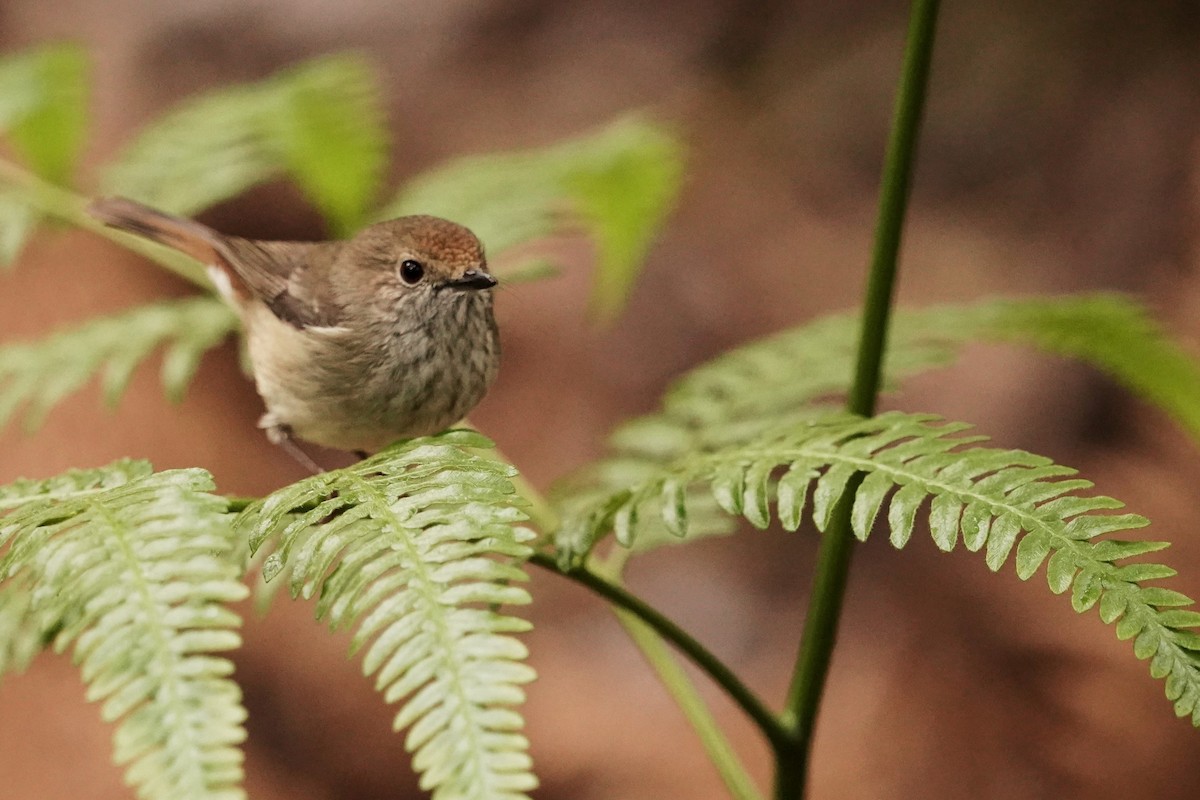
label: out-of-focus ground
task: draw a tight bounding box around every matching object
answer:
[2,1,1200,798]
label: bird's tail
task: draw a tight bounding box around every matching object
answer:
[87,196,224,267]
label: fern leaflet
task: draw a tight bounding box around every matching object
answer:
[555,294,1200,553]
[0,43,88,185]
[101,55,385,234]
[0,43,89,264]
[669,294,1200,445]
[237,430,538,800]
[0,296,237,432]
[381,116,683,316]
[555,410,1200,725]
[0,460,249,800]
[0,578,41,676]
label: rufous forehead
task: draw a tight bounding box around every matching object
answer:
[394,215,484,264]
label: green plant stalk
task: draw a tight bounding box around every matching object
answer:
[482,437,775,795]
[590,548,764,800]
[612,606,765,800]
[505,433,766,800]
[778,0,941,797]
[234,454,772,798]
[0,156,210,288]
[528,552,789,754]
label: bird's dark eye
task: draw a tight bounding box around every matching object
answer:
[399,259,425,285]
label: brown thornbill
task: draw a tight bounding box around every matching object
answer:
[89,198,500,463]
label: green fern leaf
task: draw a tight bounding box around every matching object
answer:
[0,460,249,799]
[555,294,1200,556]
[0,297,237,433]
[0,43,88,185]
[898,295,1200,439]
[0,44,89,265]
[555,410,1200,724]
[380,116,683,316]
[263,55,386,235]
[667,294,1200,449]
[101,54,385,233]
[237,430,538,799]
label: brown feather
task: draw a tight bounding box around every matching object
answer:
[87,197,227,271]
[87,196,340,328]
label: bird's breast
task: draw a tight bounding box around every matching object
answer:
[242,294,498,451]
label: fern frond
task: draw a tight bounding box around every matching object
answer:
[0,296,237,432]
[556,411,1200,723]
[263,55,386,236]
[555,294,1200,552]
[101,54,385,234]
[237,430,538,799]
[380,116,683,316]
[552,310,956,529]
[0,460,249,799]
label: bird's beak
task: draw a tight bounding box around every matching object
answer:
[446,269,498,291]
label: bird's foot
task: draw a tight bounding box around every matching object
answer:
[260,415,325,475]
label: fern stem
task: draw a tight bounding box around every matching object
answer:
[611,606,766,800]
[527,552,791,753]
[500,448,765,797]
[779,1,941,797]
[0,156,210,287]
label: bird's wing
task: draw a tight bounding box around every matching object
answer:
[217,238,344,328]
[88,196,343,328]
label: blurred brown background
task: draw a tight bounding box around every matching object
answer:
[3,0,1200,798]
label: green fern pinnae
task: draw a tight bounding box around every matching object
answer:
[100,84,270,216]
[237,430,539,800]
[670,294,1200,444]
[0,578,41,676]
[263,55,387,236]
[101,54,385,234]
[586,295,1197,476]
[0,43,88,186]
[0,44,89,264]
[380,116,683,316]
[0,297,237,433]
[554,411,1200,723]
[908,295,1200,440]
[0,458,154,508]
[0,461,250,799]
[554,294,1200,553]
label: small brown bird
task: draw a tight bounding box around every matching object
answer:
[89,198,500,463]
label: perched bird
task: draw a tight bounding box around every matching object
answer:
[89,198,500,466]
